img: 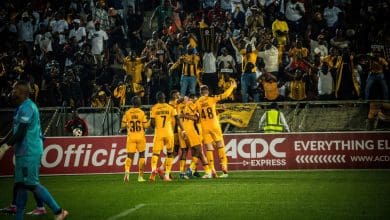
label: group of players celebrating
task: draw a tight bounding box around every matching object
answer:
[121,80,237,182]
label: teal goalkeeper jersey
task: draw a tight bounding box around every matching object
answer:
[13,98,44,157]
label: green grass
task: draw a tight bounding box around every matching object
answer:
[1,171,390,220]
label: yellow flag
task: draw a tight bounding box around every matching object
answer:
[218,103,257,128]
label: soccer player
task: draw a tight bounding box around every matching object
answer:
[0,81,68,220]
[176,96,190,179]
[178,96,212,178]
[156,90,181,179]
[194,80,237,178]
[120,96,149,182]
[149,92,187,181]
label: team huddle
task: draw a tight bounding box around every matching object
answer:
[121,80,237,182]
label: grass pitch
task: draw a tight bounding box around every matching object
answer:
[0,170,389,220]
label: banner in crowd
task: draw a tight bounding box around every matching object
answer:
[0,132,389,176]
[218,103,257,128]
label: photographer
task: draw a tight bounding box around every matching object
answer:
[113,75,144,107]
[64,110,88,136]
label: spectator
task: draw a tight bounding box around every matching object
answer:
[317,62,334,100]
[88,21,108,69]
[68,19,86,48]
[334,48,360,99]
[126,5,144,53]
[246,6,264,32]
[91,90,109,107]
[169,44,200,96]
[310,34,328,60]
[232,4,245,28]
[284,0,305,34]
[144,50,171,104]
[264,0,281,27]
[287,39,309,71]
[330,28,349,49]
[287,69,306,101]
[34,26,53,55]
[259,72,279,101]
[0,0,388,108]
[220,0,232,12]
[323,0,342,34]
[150,0,174,33]
[107,8,125,52]
[93,0,110,31]
[122,50,146,85]
[202,47,218,95]
[233,40,258,73]
[17,12,35,56]
[218,70,236,102]
[241,62,259,103]
[50,12,69,45]
[258,43,279,77]
[217,47,237,73]
[309,12,327,41]
[365,49,389,100]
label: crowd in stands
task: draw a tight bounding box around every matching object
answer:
[0,0,389,108]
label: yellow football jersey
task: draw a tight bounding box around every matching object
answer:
[178,101,202,147]
[150,103,177,137]
[195,86,235,130]
[122,107,148,140]
[181,101,198,131]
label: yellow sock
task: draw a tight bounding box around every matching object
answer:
[125,157,132,173]
[179,160,186,173]
[218,147,228,172]
[138,158,145,176]
[165,157,173,176]
[190,157,198,173]
[151,155,159,171]
[206,150,215,171]
[203,164,211,174]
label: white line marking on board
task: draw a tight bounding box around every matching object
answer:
[107,204,145,220]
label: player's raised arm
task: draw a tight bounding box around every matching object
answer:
[215,80,237,102]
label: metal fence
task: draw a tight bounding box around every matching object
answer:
[0,100,389,137]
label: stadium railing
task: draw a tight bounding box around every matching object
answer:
[0,100,388,137]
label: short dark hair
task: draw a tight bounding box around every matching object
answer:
[132,96,141,107]
[14,80,31,96]
[170,90,179,99]
[200,85,209,91]
[156,91,165,102]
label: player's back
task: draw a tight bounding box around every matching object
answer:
[195,96,219,130]
[180,101,197,131]
[123,107,147,139]
[151,103,176,137]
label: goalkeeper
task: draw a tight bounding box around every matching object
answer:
[0,81,68,220]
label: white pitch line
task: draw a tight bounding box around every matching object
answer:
[107,204,145,220]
